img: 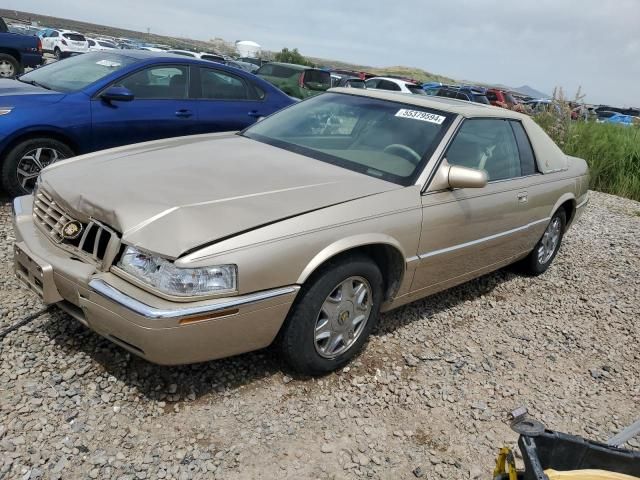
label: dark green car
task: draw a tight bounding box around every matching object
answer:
[256,62,331,99]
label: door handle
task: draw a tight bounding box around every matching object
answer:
[517,192,528,203]
[175,109,193,118]
[248,110,262,118]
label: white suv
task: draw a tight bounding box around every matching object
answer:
[365,77,426,95]
[41,30,89,59]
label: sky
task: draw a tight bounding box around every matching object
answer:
[9,0,640,106]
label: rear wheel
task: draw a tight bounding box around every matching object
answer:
[54,47,62,60]
[1,138,74,197]
[521,209,566,275]
[0,54,19,79]
[280,255,383,375]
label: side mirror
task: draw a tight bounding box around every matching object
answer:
[427,159,488,191]
[447,165,488,189]
[101,86,134,103]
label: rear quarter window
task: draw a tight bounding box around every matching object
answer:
[63,33,86,41]
[303,70,331,87]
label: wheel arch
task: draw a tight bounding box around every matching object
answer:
[551,193,576,228]
[0,48,21,62]
[296,234,408,302]
[0,129,79,163]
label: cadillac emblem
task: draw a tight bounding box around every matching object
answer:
[61,220,83,240]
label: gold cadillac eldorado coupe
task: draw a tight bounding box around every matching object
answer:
[12,89,589,374]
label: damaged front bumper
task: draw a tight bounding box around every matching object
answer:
[12,195,299,365]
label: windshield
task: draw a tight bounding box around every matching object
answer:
[243,93,452,185]
[19,52,139,92]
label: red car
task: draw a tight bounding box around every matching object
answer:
[486,89,517,108]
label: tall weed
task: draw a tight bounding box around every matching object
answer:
[532,88,640,201]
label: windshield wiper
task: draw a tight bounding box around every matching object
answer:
[17,78,53,91]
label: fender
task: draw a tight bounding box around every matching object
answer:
[0,124,84,156]
[296,233,408,285]
[550,192,576,225]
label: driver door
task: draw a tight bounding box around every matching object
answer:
[90,65,200,151]
[410,118,538,295]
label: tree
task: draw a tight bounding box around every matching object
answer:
[274,47,314,66]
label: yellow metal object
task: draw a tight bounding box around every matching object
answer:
[545,469,640,480]
[493,447,518,480]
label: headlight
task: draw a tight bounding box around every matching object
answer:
[0,108,13,116]
[117,246,237,297]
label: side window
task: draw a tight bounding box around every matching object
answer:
[116,66,189,100]
[510,121,538,176]
[456,92,469,101]
[378,80,401,91]
[446,119,521,181]
[51,31,59,38]
[199,68,249,100]
[486,91,497,102]
[365,79,379,89]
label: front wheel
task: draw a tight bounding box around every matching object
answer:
[279,254,383,375]
[1,138,74,197]
[521,209,566,275]
[54,48,63,60]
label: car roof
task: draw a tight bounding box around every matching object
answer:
[329,87,528,119]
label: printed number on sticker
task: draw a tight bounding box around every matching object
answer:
[395,109,446,124]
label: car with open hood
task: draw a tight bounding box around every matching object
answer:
[12,89,589,375]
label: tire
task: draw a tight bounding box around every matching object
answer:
[1,138,74,197]
[521,209,566,275]
[54,48,62,60]
[0,54,20,79]
[279,254,383,375]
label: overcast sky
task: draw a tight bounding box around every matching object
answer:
[10,0,640,106]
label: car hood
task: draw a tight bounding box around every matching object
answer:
[40,133,399,258]
[0,79,66,103]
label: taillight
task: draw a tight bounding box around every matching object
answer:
[299,72,305,88]
[61,39,68,46]
[37,38,42,54]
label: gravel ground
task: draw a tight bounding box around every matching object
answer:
[1,190,639,480]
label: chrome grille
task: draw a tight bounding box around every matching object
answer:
[33,189,120,268]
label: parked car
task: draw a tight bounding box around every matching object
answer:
[0,51,296,196]
[87,38,118,51]
[330,73,365,88]
[524,99,561,114]
[11,89,589,374]
[486,88,517,108]
[237,56,265,67]
[166,50,226,63]
[40,29,89,59]
[256,62,331,99]
[365,77,426,95]
[435,86,490,104]
[225,60,259,73]
[335,76,365,88]
[0,17,44,78]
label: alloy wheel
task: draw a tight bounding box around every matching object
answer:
[314,276,373,359]
[16,147,66,192]
[537,217,562,264]
[0,60,15,78]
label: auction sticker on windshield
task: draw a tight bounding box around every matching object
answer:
[395,109,446,124]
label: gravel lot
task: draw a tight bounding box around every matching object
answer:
[1,190,638,480]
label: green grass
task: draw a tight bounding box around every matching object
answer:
[562,122,640,202]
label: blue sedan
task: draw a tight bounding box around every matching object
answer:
[0,51,295,196]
